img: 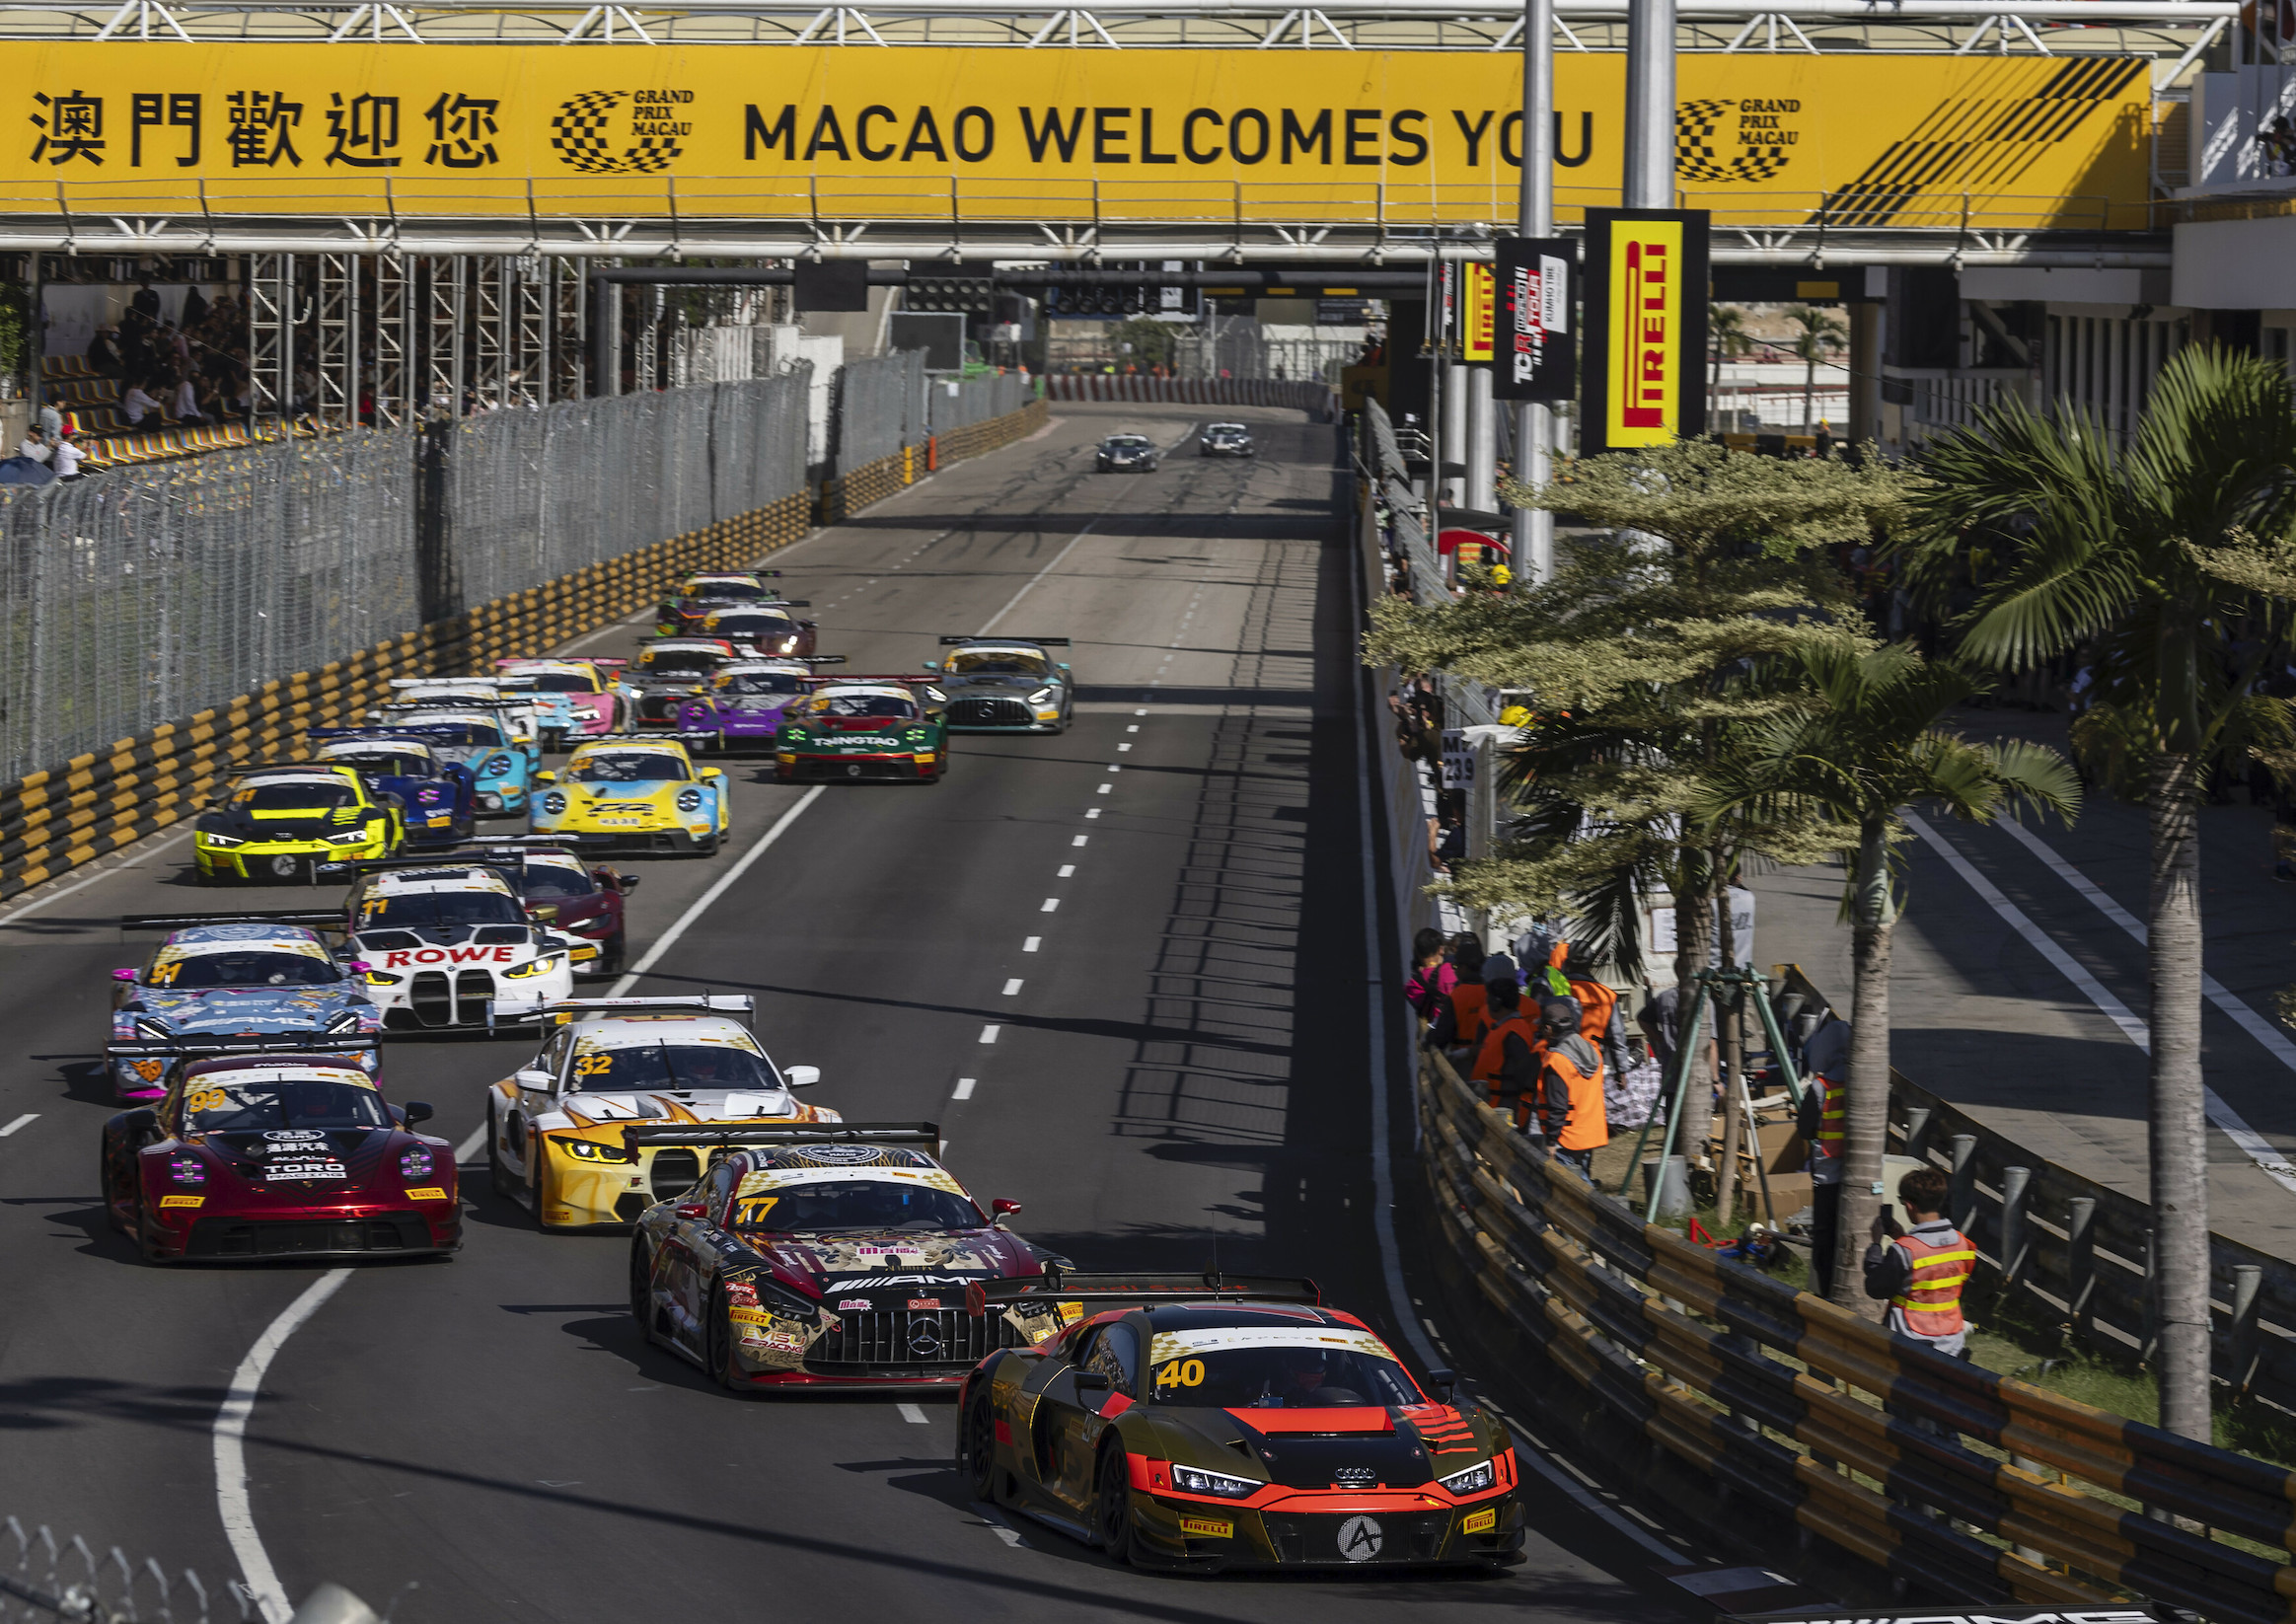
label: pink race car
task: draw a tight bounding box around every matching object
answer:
[493,659,632,747]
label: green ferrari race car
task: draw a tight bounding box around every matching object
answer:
[775,676,949,783]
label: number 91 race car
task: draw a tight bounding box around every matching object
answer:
[958,1276,1522,1572]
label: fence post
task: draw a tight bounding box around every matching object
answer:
[2141,1225,2159,1364]
[1948,1134,1977,1236]
[1904,1104,1932,1161]
[1998,1166,2031,1302]
[2066,1195,2096,1335]
[414,419,457,635]
[2232,1262,2262,1395]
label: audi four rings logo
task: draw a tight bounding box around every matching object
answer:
[1337,1515,1384,1561]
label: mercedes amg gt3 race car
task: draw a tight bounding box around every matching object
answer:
[533,736,730,854]
[108,919,381,1100]
[1096,433,1159,473]
[193,764,406,885]
[629,639,740,727]
[927,637,1074,733]
[657,569,789,636]
[1200,422,1256,458]
[99,1038,458,1263]
[482,997,836,1229]
[629,1124,1059,1389]
[700,604,817,661]
[305,731,478,848]
[958,1277,1524,1572]
[493,658,633,745]
[776,679,950,783]
[340,861,581,1029]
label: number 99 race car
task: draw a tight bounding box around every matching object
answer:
[958,1276,1523,1572]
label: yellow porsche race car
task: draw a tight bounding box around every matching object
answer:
[531,735,730,855]
[193,764,406,885]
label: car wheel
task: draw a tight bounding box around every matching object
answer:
[705,1284,741,1389]
[602,930,628,975]
[1095,1443,1136,1564]
[487,1113,519,1200]
[962,1385,1002,1502]
[628,1238,658,1342]
[100,1143,131,1235]
[695,835,721,857]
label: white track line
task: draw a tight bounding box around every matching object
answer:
[216,1268,353,1624]
[0,1113,35,1137]
[897,1403,928,1424]
[454,1121,488,1166]
[976,519,1097,634]
[608,785,827,997]
[0,828,193,929]
[1906,812,2296,1191]
[952,1077,978,1100]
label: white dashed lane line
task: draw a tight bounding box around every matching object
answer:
[0,1113,36,1138]
[952,1077,978,1100]
[979,1025,1000,1043]
[898,1404,929,1424]
[1117,743,1132,753]
[1057,865,1074,878]
[1022,936,1042,952]
[1002,979,1023,996]
[1071,836,1088,848]
[1040,899,1060,913]
[1095,783,1111,796]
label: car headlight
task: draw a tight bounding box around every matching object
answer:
[1028,687,1054,704]
[676,787,703,812]
[134,1017,172,1041]
[418,786,446,803]
[1438,1460,1497,1496]
[326,1009,363,1034]
[1169,1465,1262,1499]
[328,828,373,846]
[503,953,565,980]
[198,831,245,848]
[363,970,403,987]
[482,755,513,777]
[557,1138,633,1163]
[399,1144,435,1180]
[166,1152,207,1186]
[542,792,567,815]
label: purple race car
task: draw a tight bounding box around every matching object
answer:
[675,660,840,754]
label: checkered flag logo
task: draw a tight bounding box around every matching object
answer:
[550,90,684,175]
[1675,98,1792,184]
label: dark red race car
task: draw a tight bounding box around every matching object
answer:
[99,1036,460,1264]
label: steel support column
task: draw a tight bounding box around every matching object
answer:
[473,254,506,409]
[315,250,358,429]
[556,259,587,402]
[1624,0,1676,206]
[247,252,293,424]
[424,254,466,415]
[371,251,412,426]
[1514,0,1557,582]
[513,254,548,406]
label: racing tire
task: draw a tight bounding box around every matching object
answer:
[487,1115,520,1201]
[100,1144,132,1236]
[628,1238,657,1343]
[962,1387,1002,1503]
[705,1284,741,1390]
[1095,1444,1137,1565]
[694,835,721,858]
[601,931,628,976]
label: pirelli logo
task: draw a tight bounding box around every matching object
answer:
[1583,209,1707,456]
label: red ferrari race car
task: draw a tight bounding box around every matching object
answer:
[958,1275,1523,1572]
[99,1036,459,1264]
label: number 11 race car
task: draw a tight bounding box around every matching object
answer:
[958,1276,1523,1572]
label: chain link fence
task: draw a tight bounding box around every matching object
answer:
[3,1516,237,1624]
[926,371,1031,434]
[831,350,926,472]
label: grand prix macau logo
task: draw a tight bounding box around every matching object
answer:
[1675,97,1798,183]
[549,90,691,174]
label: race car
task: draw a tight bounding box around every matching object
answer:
[98,1038,458,1263]
[959,1277,1523,1572]
[699,604,816,661]
[385,678,545,765]
[927,637,1074,733]
[483,996,836,1229]
[674,659,847,754]
[656,570,789,636]
[628,1124,1061,1390]
[107,920,381,1100]
[1096,433,1159,473]
[1200,422,1256,458]
[533,735,730,855]
[305,731,479,848]
[493,658,634,746]
[193,764,406,886]
[775,678,950,783]
[629,638,740,728]
[364,708,538,818]
[481,842,636,977]
[341,862,582,1029]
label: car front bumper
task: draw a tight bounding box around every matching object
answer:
[143,1196,461,1262]
[777,752,937,781]
[1125,1489,1521,1571]
[197,839,386,881]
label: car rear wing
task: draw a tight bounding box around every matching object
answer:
[964,1271,1322,1317]
[796,674,945,688]
[586,731,728,745]
[484,994,754,1030]
[618,1121,939,1153]
[120,910,343,932]
[940,636,1072,646]
[105,1031,379,1060]
[390,675,538,692]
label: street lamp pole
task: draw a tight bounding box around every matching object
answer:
[1513,0,1556,583]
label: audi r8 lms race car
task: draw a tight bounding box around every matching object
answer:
[107,920,382,1100]
[1096,433,1160,473]
[341,862,581,1029]
[629,1124,1061,1389]
[927,637,1074,733]
[493,658,633,745]
[1200,422,1256,458]
[365,708,539,818]
[483,997,836,1230]
[699,604,817,661]
[533,736,730,854]
[194,764,406,886]
[959,1279,1523,1572]
[656,569,788,636]
[305,731,478,848]
[629,638,740,727]
[99,1040,458,1263]
[674,659,846,754]
[776,679,949,783]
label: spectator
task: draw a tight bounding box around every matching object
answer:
[1404,927,1455,1024]
[130,280,162,321]
[1433,804,1467,873]
[121,379,165,427]
[50,432,87,481]
[36,401,62,440]
[183,284,209,328]
[17,428,48,464]
[87,327,120,375]
[173,374,207,425]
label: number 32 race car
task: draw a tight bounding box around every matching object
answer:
[959,1277,1523,1572]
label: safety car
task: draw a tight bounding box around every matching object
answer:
[926,637,1074,733]
[493,658,634,746]
[674,659,845,753]
[107,920,381,1100]
[483,996,837,1230]
[657,569,789,635]
[628,1124,1061,1390]
[99,1038,458,1263]
[775,678,950,783]
[699,604,817,661]
[304,731,478,847]
[1096,434,1159,473]
[533,735,730,854]
[629,638,740,727]
[342,862,582,1029]
[1200,423,1256,458]
[364,708,538,818]
[193,764,406,886]
[959,1277,1523,1572]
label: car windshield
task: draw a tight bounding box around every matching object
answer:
[183,1078,389,1134]
[358,890,526,928]
[519,863,597,901]
[730,1178,984,1233]
[1148,1344,1422,1409]
[321,752,428,776]
[1108,437,1149,448]
[713,613,794,632]
[689,581,767,602]
[567,1043,778,1091]
[811,694,917,720]
[645,651,722,677]
[525,673,598,694]
[235,781,356,812]
[718,672,805,697]
[948,650,1048,676]
[569,752,690,782]
[154,950,340,990]
[403,721,504,747]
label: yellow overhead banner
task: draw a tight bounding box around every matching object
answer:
[2,45,2152,228]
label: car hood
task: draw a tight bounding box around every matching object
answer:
[750,1228,1040,1295]
[127,986,366,1031]
[197,806,369,842]
[185,1125,407,1191]
[1152,1404,1492,1490]
[688,694,799,716]
[557,779,690,802]
[548,1088,804,1128]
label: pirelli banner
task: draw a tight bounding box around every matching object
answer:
[1,46,2152,229]
[1582,209,1708,456]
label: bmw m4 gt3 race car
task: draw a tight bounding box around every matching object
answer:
[629,638,740,727]
[482,997,836,1229]
[1096,433,1159,473]
[776,679,949,783]
[339,861,582,1029]
[629,1124,1061,1390]
[656,569,788,636]
[194,765,406,885]
[959,1278,1523,1572]
[365,708,538,818]
[701,604,817,661]
[674,659,846,754]
[493,658,634,745]
[305,731,478,847]
[99,1039,458,1263]
[533,736,730,854]
[108,920,381,1100]
[927,637,1074,733]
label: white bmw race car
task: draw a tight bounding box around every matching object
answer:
[341,861,581,1029]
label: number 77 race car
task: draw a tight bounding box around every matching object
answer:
[958,1275,1523,1572]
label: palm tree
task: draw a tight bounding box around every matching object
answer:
[1705,643,2080,1309]
[1904,344,2296,1437]
[1711,303,1755,399]
[1784,305,1848,434]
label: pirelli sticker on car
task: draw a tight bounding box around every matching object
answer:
[1178,1514,1233,1539]
[159,1194,204,1209]
[404,1187,449,1202]
[1461,1507,1497,1534]
[736,1165,967,1196]
[728,1306,776,1325]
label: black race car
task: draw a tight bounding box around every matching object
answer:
[1200,422,1255,457]
[1095,434,1159,473]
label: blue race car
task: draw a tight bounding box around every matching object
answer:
[365,706,538,818]
[106,920,380,1102]
[306,731,479,848]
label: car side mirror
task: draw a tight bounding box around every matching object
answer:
[348,961,372,974]
[991,1199,1022,1228]
[673,1201,707,1219]
[784,1065,820,1088]
[515,1069,553,1089]
[122,1107,159,1135]
[537,770,557,783]
[1425,1367,1460,1404]
[111,967,138,983]
[404,1101,434,1126]
[1073,1370,1111,1394]
[619,874,640,892]
[923,660,940,671]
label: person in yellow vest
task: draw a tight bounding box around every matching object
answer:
[1796,1012,1849,1294]
[1863,1166,1973,1359]
[1530,997,1607,1179]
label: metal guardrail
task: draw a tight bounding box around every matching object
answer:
[1417,1047,2296,1622]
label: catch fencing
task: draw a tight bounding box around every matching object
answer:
[926,372,1033,435]
[3,1513,234,1624]
[833,350,927,473]
[1044,374,1336,414]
